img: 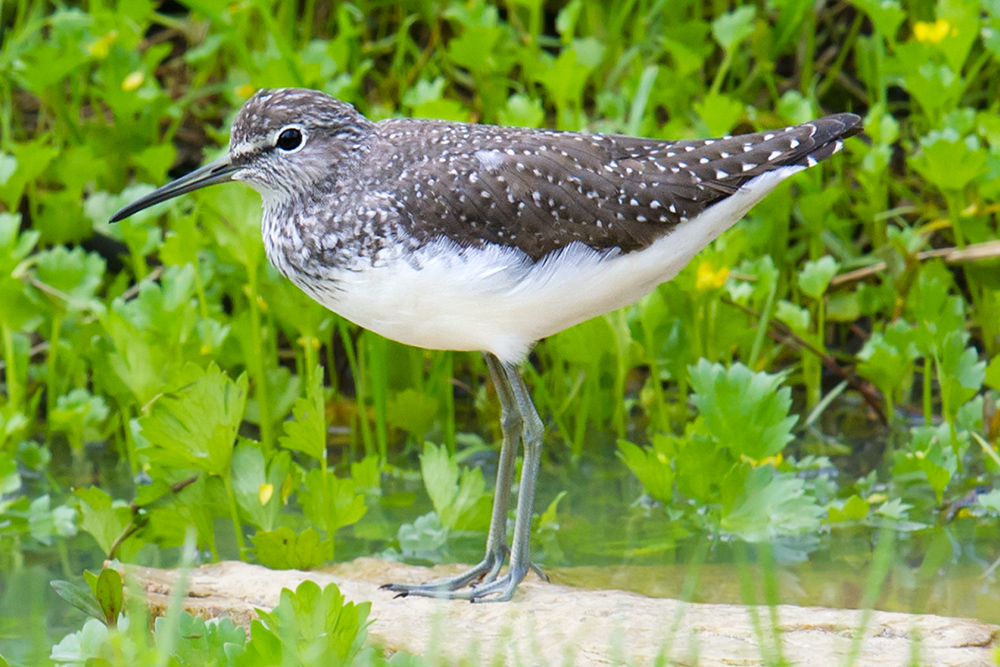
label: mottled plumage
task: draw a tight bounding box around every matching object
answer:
[111,88,861,602]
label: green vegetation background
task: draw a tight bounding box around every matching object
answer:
[2,0,1000,664]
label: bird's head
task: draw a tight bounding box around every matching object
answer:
[111,88,371,222]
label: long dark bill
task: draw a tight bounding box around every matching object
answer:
[109,157,240,222]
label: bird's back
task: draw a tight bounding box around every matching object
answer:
[361,114,861,261]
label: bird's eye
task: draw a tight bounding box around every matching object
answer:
[276,127,304,151]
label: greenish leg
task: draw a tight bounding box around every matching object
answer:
[382,353,546,601]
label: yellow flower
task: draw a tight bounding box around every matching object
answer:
[258,483,274,505]
[122,71,144,92]
[913,19,953,44]
[89,31,118,58]
[236,83,255,100]
[741,452,783,467]
[696,261,730,291]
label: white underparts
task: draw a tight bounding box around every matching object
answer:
[300,166,805,364]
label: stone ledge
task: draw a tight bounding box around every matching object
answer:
[121,558,999,667]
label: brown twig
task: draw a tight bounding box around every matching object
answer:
[109,474,200,559]
[830,240,1000,287]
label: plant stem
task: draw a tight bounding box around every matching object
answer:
[247,272,274,451]
[223,475,247,559]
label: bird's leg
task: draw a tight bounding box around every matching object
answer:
[381,352,521,597]
[464,361,547,602]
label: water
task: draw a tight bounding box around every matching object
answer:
[347,455,1000,626]
[3,445,998,664]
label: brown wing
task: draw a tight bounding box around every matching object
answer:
[372,114,861,260]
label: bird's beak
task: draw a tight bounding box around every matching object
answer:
[110,156,241,222]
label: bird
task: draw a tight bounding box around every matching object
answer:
[111,88,861,602]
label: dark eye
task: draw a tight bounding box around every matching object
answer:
[276,127,303,151]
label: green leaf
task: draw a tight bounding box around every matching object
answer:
[0,153,16,186]
[856,321,919,414]
[876,498,913,522]
[912,131,988,191]
[618,437,675,504]
[499,94,545,128]
[49,618,113,665]
[0,140,58,208]
[253,527,329,570]
[232,443,292,532]
[977,489,1000,514]
[775,300,810,334]
[689,360,798,460]
[986,355,1000,392]
[278,370,326,461]
[139,363,248,477]
[73,487,136,559]
[798,255,840,299]
[397,511,449,558]
[386,388,439,439]
[907,260,965,355]
[33,246,106,306]
[693,93,744,136]
[851,0,905,39]
[935,330,985,423]
[828,494,870,522]
[299,469,366,540]
[712,6,756,52]
[157,613,246,666]
[536,490,567,532]
[418,442,491,531]
[901,424,960,501]
[243,581,370,667]
[720,466,823,539]
[51,579,106,624]
[95,568,123,626]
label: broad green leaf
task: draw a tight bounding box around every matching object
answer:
[156,613,246,666]
[418,442,490,531]
[721,466,823,539]
[618,437,675,504]
[299,469,366,539]
[278,370,326,461]
[798,256,840,299]
[936,330,985,423]
[95,568,123,626]
[852,0,905,38]
[689,360,798,460]
[694,93,744,136]
[712,6,756,51]
[244,581,370,667]
[252,527,329,570]
[33,246,106,306]
[828,494,870,522]
[386,388,438,440]
[232,442,291,532]
[139,364,248,477]
[73,487,137,559]
[913,131,988,191]
[978,489,1000,514]
[776,300,810,334]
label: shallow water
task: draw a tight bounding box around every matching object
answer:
[346,456,1000,626]
[3,442,998,664]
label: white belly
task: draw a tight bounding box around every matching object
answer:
[294,167,802,364]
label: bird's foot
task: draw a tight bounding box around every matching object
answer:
[381,551,547,601]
